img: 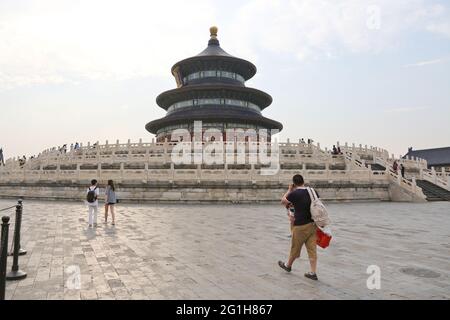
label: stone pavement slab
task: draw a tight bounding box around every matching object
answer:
[1,200,449,300]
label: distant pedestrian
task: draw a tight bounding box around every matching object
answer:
[0,148,4,166]
[332,145,338,155]
[19,155,26,167]
[400,164,405,178]
[393,161,398,173]
[86,179,100,228]
[337,147,342,155]
[278,174,319,281]
[104,180,117,226]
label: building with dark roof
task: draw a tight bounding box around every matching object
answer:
[146,26,283,142]
[404,147,450,171]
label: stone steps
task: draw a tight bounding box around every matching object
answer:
[416,180,450,202]
[370,163,386,171]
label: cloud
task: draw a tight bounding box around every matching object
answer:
[404,57,449,67]
[227,0,450,62]
[0,0,217,89]
[426,22,450,37]
[383,106,430,113]
[1,0,450,90]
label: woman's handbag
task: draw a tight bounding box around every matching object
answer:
[316,226,332,249]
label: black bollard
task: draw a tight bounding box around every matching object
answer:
[8,200,26,256]
[6,204,27,281]
[0,216,10,300]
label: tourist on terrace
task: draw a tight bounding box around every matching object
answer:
[0,148,4,166]
[86,179,100,228]
[337,147,342,155]
[279,174,319,281]
[400,164,405,178]
[393,161,399,173]
[104,180,117,226]
[332,145,338,155]
[19,155,26,168]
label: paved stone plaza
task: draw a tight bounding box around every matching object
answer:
[1,199,449,300]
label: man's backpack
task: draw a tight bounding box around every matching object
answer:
[86,186,98,203]
[307,187,330,227]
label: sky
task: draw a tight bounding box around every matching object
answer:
[0,0,449,159]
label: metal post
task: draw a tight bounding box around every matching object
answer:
[1,216,10,300]
[8,200,26,256]
[6,204,27,280]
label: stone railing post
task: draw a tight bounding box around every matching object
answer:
[120,163,124,182]
[77,164,81,181]
[250,164,256,183]
[224,163,229,183]
[170,162,175,183]
[163,138,169,164]
[431,167,437,184]
[196,164,202,182]
[56,163,61,182]
[411,176,417,193]
[97,163,101,180]
[145,163,149,182]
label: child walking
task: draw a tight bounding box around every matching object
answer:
[104,180,117,225]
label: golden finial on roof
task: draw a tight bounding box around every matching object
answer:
[210,26,218,39]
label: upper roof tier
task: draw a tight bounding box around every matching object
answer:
[171,27,257,83]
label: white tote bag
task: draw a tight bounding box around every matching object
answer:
[306,187,331,227]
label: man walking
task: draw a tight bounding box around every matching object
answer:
[86,179,100,228]
[0,148,4,166]
[278,174,319,280]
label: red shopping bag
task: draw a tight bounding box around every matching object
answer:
[316,227,332,249]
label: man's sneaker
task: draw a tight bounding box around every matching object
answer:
[88,224,93,228]
[94,223,98,228]
[304,272,318,281]
[278,261,291,272]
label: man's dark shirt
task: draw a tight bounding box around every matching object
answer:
[286,188,319,226]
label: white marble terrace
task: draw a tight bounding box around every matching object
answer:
[1,139,448,198]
